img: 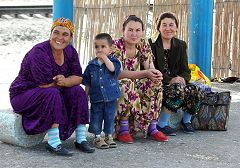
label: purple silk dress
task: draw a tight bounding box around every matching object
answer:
[9,40,89,141]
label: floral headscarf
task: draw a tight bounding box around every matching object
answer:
[51,17,74,34]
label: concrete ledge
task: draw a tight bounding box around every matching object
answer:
[0,108,183,148]
[0,109,46,147]
[169,109,184,129]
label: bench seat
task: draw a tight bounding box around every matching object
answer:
[0,109,46,147]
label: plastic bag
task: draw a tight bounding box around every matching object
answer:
[188,64,212,91]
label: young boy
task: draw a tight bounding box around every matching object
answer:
[82,33,121,149]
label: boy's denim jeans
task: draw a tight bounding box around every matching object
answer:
[88,100,116,135]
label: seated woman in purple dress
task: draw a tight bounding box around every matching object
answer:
[9,18,94,156]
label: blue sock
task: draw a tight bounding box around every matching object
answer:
[75,124,87,143]
[47,127,61,148]
[183,112,192,123]
[158,111,171,128]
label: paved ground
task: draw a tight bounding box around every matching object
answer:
[0,82,239,168]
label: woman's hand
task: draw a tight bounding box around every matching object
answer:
[39,82,57,88]
[39,75,81,88]
[170,76,186,85]
[147,69,163,84]
[53,74,67,87]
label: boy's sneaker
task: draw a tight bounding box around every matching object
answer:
[181,120,194,134]
[156,125,177,136]
[105,136,117,148]
[94,137,109,149]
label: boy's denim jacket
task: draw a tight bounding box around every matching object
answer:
[82,55,121,103]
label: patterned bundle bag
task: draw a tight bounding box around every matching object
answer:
[192,91,231,131]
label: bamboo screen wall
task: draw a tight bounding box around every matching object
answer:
[73,0,189,65]
[213,0,240,78]
[73,0,149,65]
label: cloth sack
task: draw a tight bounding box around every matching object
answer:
[192,91,231,131]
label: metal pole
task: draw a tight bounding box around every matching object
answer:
[53,0,73,22]
[188,0,214,79]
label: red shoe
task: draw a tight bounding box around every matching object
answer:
[117,133,133,144]
[151,131,169,142]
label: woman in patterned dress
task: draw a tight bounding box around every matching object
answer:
[112,15,168,143]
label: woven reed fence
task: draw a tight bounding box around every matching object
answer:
[73,0,189,65]
[73,0,149,65]
[213,0,240,78]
